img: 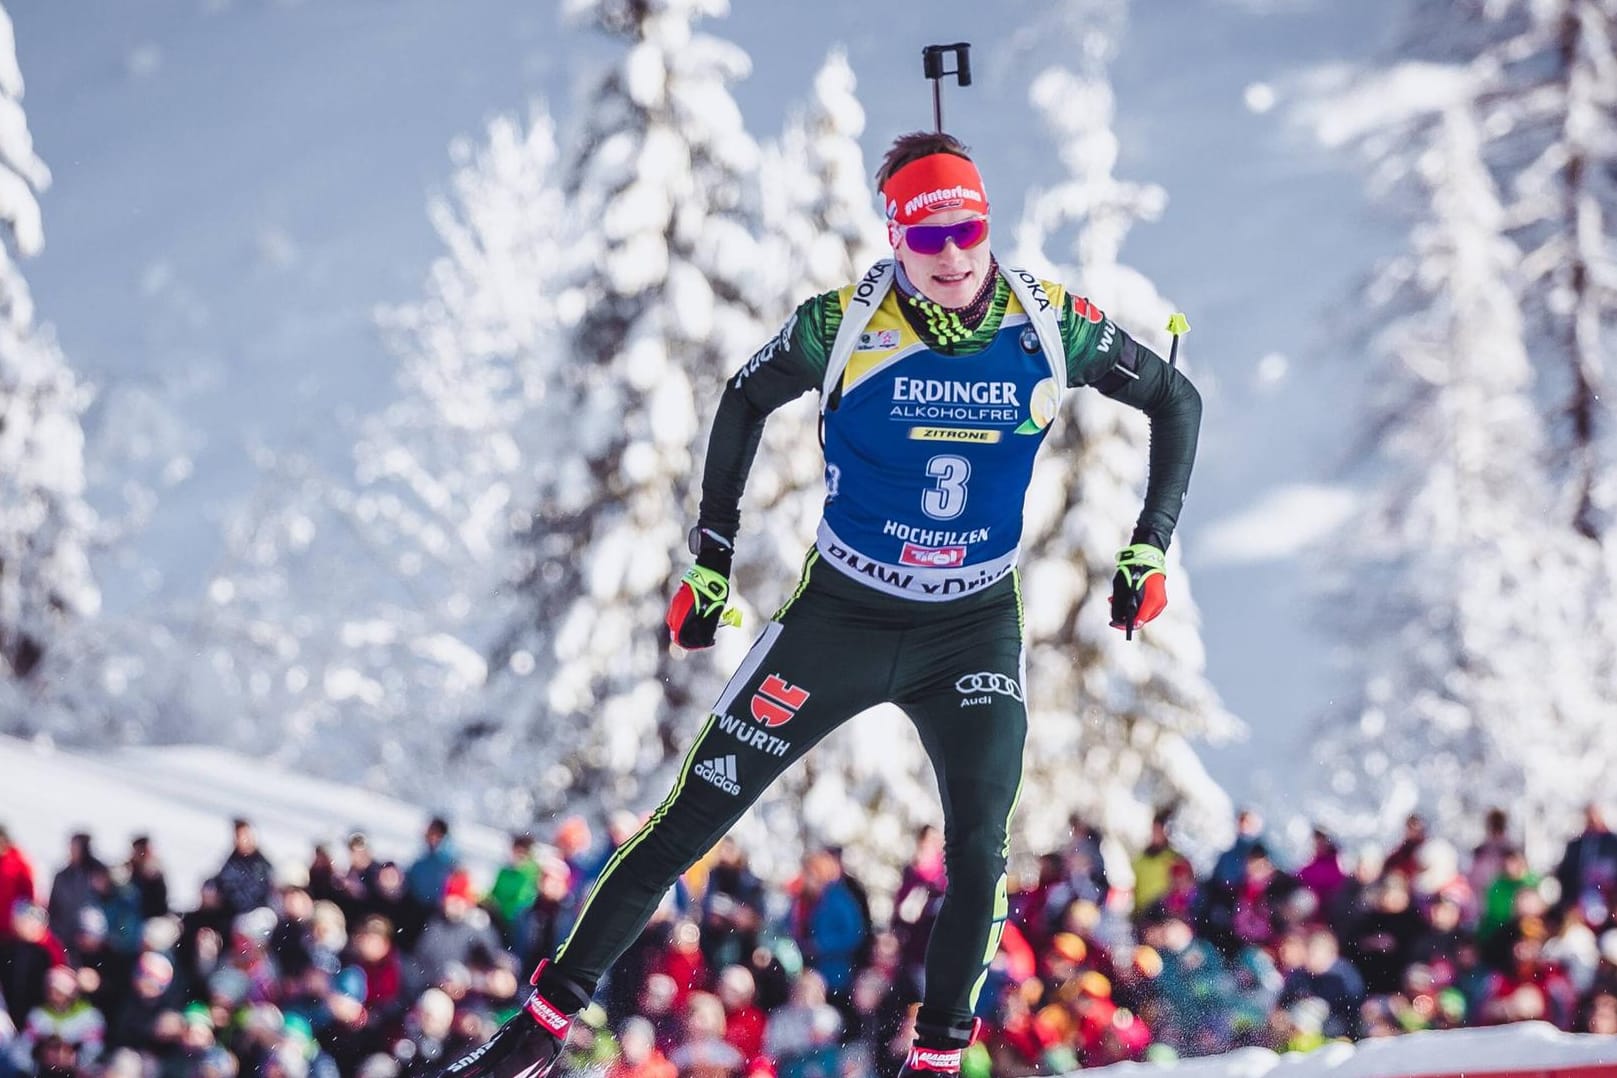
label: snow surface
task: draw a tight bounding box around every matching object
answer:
[1081,1021,1616,1077]
[0,733,511,901]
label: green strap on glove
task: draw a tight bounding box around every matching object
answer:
[680,565,743,628]
[1110,543,1168,640]
[1114,543,1165,587]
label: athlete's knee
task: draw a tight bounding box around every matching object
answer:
[941,820,1010,894]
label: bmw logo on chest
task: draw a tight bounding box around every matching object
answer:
[1019,326,1041,354]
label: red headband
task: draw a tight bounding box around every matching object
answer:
[881,153,990,229]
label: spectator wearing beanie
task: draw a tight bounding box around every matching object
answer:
[405,871,508,998]
[13,965,105,1070]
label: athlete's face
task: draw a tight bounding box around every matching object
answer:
[895,208,991,310]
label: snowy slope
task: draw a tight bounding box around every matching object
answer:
[0,733,511,900]
[10,0,1404,810]
[1081,1021,1617,1077]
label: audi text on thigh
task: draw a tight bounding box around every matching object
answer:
[954,671,1023,708]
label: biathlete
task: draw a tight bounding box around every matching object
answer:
[440,130,1201,1078]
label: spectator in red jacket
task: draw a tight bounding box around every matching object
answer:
[349,914,404,1015]
[715,965,766,1063]
[0,825,38,941]
[654,919,709,1007]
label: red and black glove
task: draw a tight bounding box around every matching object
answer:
[665,528,738,650]
[1109,543,1167,639]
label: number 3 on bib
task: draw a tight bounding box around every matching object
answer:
[923,454,971,521]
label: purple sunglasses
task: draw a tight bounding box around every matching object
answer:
[899,216,989,256]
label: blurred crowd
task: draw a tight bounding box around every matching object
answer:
[2,801,1616,1078]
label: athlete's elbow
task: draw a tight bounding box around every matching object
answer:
[1178,374,1203,426]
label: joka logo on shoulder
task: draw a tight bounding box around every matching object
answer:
[695,754,741,796]
[751,674,810,728]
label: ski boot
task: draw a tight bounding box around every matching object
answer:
[897,1016,981,1078]
[435,961,593,1078]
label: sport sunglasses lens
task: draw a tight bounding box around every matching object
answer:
[904,218,989,255]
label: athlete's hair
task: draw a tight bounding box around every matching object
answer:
[874,131,973,190]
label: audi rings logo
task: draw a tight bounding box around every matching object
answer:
[954,672,1023,702]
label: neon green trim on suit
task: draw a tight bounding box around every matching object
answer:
[771,549,821,621]
[556,714,716,962]
[969,770,1024,1010]
[1012,569,1025,636]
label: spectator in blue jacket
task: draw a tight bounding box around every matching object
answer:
[405,819,458,915]
[793,851,868,998]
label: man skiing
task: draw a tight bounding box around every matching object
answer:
[439,130,1200,1078]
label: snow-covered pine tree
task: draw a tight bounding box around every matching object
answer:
[352,103,586,809]
[163,105,574,796]
[480,0,776,825]
[1398,0,1617,542]
[1012,47,1239,859]
[0,5,98,702]
[1306,2,1617,859]
[757,48,886,306]
[143,107,575,801]
[1306,80,1612,861]
[365,102,576,613]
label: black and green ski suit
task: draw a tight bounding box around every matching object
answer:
[545,261,1201,1029]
